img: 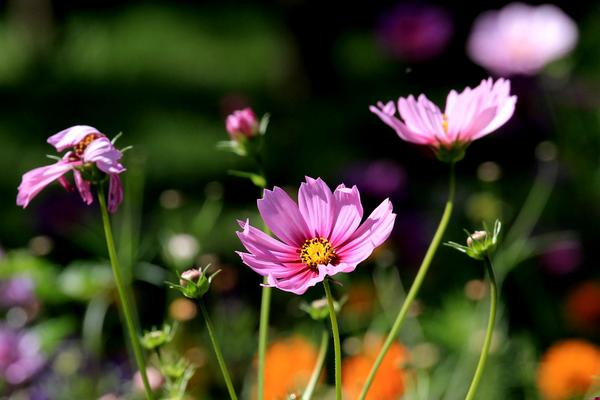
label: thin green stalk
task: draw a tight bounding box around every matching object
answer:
[254,159,270,400]
[464,257,498,400]
[199,301,238,400]
[302,329,330,400]
[323,279,342,400]
[359,163,456,400]
[97,186,153,400]
[257,280,271,400]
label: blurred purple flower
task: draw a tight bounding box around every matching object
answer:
[467,3,578,76]
[539,238,583,275]
[0,326,45,385]
[344,160,406,198]
[376,4,453,61]
[0,276,36,309]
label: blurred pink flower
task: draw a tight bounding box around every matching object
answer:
[226,107,259,140]
[539,238,583,275]
[237,177,395,295]
[133,367,164,392]
[17,125,125,213]
[370,78,516,160]
[467,3,578,76]
[376,4,453,61]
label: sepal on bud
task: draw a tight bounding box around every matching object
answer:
[140,323,177,351]
[445,219,502,260]
[167,265,220,299]
[300,296,346,321]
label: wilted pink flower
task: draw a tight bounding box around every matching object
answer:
[370,78,517,161]
[17,125,126,213]
[237,177,395,295]
[376,4,453,61]
[467,3,578,76]
[226,108,259,139]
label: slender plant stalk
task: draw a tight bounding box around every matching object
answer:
[254,159,270,400]
[257,279,271,400]
[359,163,456,400]
[323,279,342,400]
[464,257,498,400]
[199,301,238,400]
[302,329,330,400]
[97,186,153,400]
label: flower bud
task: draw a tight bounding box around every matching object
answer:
[226,108,259,140]
[467,231,487,247]
[180,269,201,286]
[167,266,220,300]
[445,220,501,261]
[140,323,176,350]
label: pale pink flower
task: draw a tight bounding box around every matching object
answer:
[370,78,517,160]
[17,125,126,213]
[226,107,259,139]
[467,3,578,76]
[237,177,395,295]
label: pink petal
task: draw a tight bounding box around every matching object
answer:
[17,161,75,208]
[47,125,102,152]
[298,177,335,238]
[267,264,328,295]
[369,102,431,144]
[329,184,363,246]
[236,219,299,263]
[108,174,123,213]
[257,187,311,247]
[337,199,396,265]
[74,170,93,205]
[83,138,126,174]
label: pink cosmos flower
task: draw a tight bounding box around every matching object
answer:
[467,3,578,76]
[17,125,125,213]
[237,177,396,295]
[370,78,517,161]
[226,107,259,140]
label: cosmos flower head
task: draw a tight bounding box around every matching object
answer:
[17,125,126,213]
[467,3,578,76]
[237,177,395,295]
[370,78,517,162]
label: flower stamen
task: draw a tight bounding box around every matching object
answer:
[300,238,337,270]
[442,114,449,134]
[74,133,101,157]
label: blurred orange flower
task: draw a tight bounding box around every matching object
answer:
[537,339,600,400]
[342,336,409,400]
[259,335,319,400]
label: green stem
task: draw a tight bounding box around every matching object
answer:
[257,280,271,400]
[97,186,153,400]
[199,301,238,400]
[302,329,330,400]
[359,163,456,400]
[464,257,498,400]
[323,279,342,400]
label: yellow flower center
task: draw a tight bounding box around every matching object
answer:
[74,133,101,157]
[300,238,337,269]
[441,114,449,134]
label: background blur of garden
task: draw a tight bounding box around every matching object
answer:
[1,0,600,399]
